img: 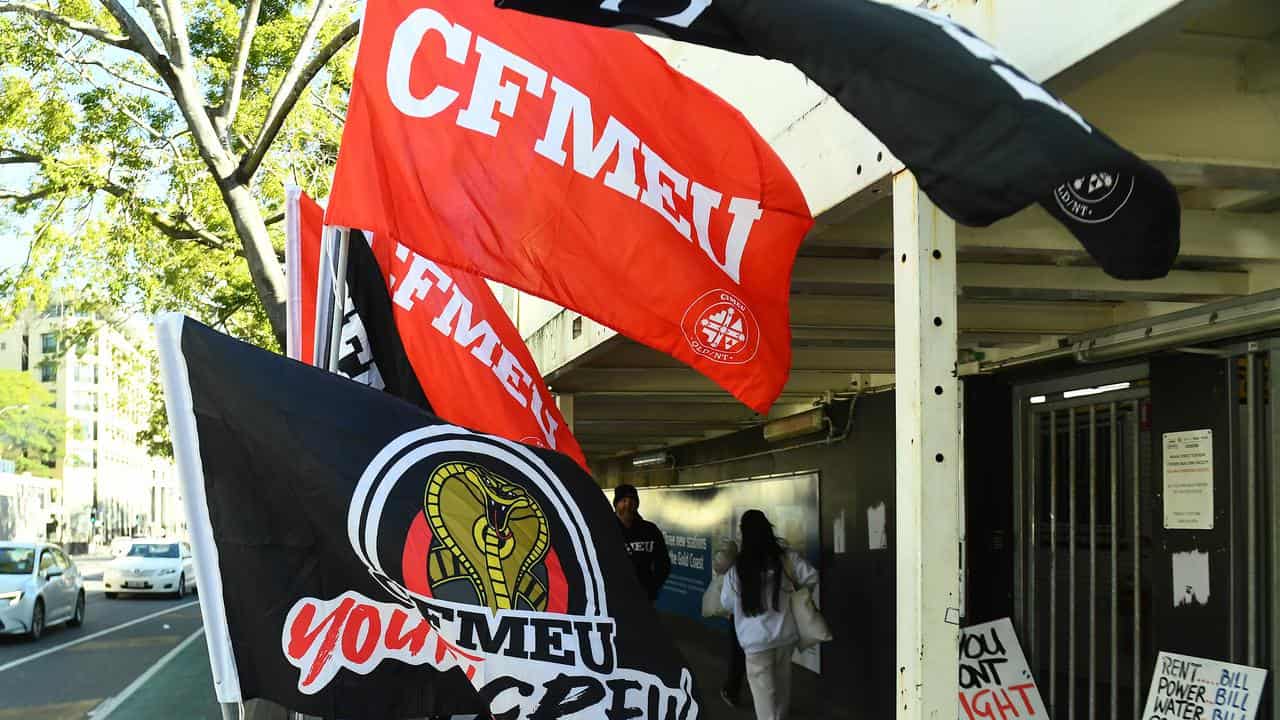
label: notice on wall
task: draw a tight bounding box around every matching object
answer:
[1142,652,1267,720]
[958,618,1047,720]
[1163,429,1214,530]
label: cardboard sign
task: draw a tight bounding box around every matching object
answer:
[959,618,1048,720]
[1143,652,1267,720]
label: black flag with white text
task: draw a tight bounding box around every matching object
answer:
[156,315,700,719]
[495,0,1181,280]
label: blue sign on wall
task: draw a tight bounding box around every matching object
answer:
[628,471,822,671]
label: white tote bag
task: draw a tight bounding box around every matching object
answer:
[701,573,729,617]
[784,558,832,648]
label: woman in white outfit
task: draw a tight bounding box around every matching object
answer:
[720,509,819,720]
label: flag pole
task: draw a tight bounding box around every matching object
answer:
[312,224,335,370]
[326,226,352,373]
[283,186,302,361]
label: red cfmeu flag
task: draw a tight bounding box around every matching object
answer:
[291,190,587,468]
[285,186,324,365]
[365,234,588,469]
[325,0,813,413]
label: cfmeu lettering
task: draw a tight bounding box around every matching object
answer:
[390,242,561,449]
[384,7,765,284]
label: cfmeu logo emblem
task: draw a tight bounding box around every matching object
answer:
[1054,171,1134,224]
[681,289,760,365]
[348,426,608,617]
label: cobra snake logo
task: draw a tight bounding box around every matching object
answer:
[424,462,551,612]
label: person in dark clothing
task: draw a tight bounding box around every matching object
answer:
[613,484,671,602]
[713,538,747,708]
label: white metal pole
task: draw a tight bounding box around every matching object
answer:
[325,227,351,374]
[311,225,335,370]
[893,170,961,720]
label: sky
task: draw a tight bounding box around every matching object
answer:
[0,166,36,273]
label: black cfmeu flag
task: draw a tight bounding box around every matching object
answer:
[155,315,699,719]
[495,0,1181,280]
[332,229,433,411]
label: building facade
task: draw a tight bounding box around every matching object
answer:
[0,309,180,551]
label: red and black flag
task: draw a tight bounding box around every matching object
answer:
[288,188,587,467]
[157,315,698,718]
[494,0,1181,280]
[325,0,813,414]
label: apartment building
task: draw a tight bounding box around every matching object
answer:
[0,308,180,550]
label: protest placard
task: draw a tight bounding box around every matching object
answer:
[1143,651,1267,720]
[959,618,1048,720]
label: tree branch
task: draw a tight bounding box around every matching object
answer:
[135,0,175,59]
[96,182,228,249]
[0,2,131,49]
[309,84,346,124]
[0,165,229,250]
[95,0,235,182]
[0,150,41,165]
[76,56,167,96]
[0,186,61,203]
[240,18,356,181]
[217,0,261,136]
[95,0,166,70]
[158,0,192,69]
[49,43,188,171]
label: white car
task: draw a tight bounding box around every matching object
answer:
[103,540,197,599]
[0,542,86,640]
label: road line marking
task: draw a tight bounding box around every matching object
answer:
[0,600,199,674]
[88,626,205,719]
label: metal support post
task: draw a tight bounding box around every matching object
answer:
[893,170,960,720]
[1246,352,1258,665]
[1269,350,1280,720]
[557,393,576,432]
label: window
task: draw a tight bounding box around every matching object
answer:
[127,543,179,559]
[41,333,56,354]
[20,334,28,371]
[73,391,97,413]
[0,547,34,574]
[40,363,57,383]
[38,550,55,574]
[52,549,69,570]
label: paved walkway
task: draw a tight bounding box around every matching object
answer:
[101,613,839,719]
[99,632,222,720]
[663,614,837,720]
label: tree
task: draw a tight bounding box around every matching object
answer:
[0,0,359,346]
[0,369,68,475]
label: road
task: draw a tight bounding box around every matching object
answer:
[0,556,207,720]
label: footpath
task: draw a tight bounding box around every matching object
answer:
[95,614,836,719]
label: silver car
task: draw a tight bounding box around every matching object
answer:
[0,542,86,640]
